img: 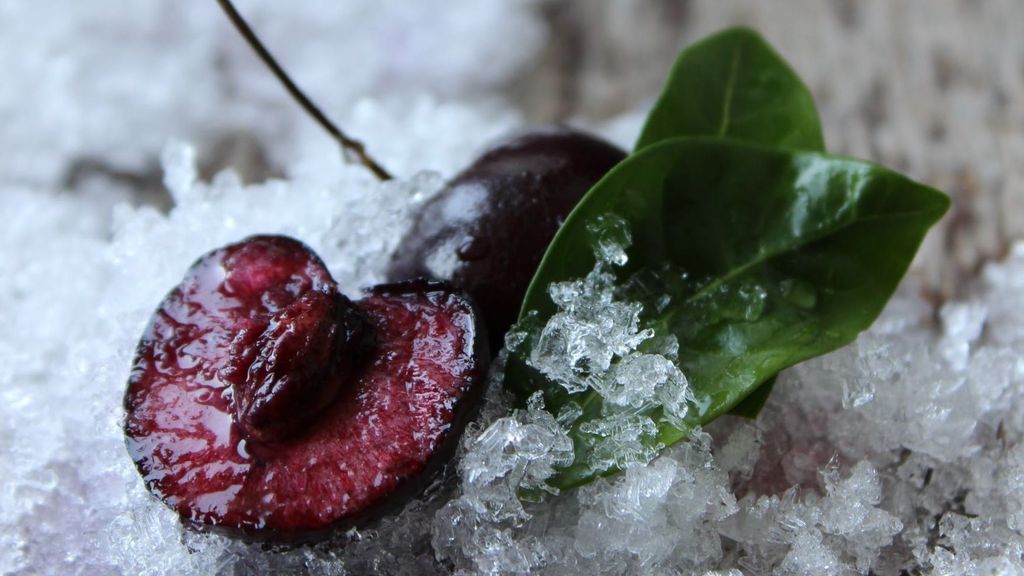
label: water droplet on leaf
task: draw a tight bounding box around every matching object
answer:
[780,278,818,309]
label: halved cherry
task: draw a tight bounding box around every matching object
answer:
[124,235,487,540]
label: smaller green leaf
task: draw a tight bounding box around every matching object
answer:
[508,138,949,489]
[636,28,825,152]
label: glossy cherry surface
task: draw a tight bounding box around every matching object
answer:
[388,126,626,350]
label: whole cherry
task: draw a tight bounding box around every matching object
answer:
[389,126,627,351]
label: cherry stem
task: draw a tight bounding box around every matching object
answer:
[216,0,393,181]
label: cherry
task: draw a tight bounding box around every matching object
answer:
[388,126,627,351]
[124,236,487,540]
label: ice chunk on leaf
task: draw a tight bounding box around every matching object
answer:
[586,213,633,266]
[600,352,691,419]
[578,412,663,472]
[529,269,651,393]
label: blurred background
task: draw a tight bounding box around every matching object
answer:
[1,0,1022,296]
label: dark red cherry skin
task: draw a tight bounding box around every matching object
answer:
[123,236,487,541]
[387,126,627,351]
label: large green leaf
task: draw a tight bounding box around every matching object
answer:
[636,28,825,152]
[507,138,949,489]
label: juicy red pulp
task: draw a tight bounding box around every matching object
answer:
[124,236,486,539]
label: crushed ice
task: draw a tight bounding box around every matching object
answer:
[524,214,695,433]
[4,2,1024,574]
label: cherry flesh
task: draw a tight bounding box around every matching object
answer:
[124,236,487,540]
[388,126,626,351]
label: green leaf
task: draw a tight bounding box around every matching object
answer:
[728,375,776,419]
[635,28,825,152]
[508,138,949,489]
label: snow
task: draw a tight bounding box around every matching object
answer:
[2,1,1024,575]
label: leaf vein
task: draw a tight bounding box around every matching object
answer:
[717,47,742,137]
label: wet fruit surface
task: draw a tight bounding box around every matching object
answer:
[124,236,486,539]
[388,126,626,350]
